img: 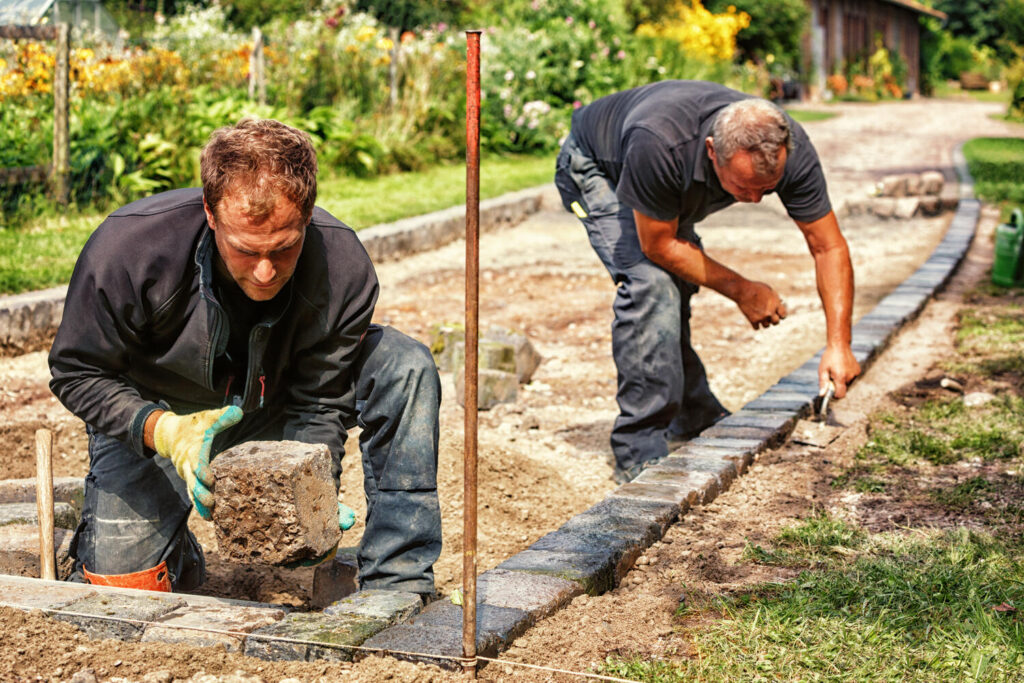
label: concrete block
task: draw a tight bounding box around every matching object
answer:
[360,624,464,669]
[742,394,812,415]
[905,173,923,196]
[0,502,77,530]
[717,410,797,434]
[568,497,674,537]
[0,523,74,579]
[245,612,388,662]
[530,528,650,586]
[607,481,695,511]
[324,589,423,625]
[633,467,718,506]
[688,436,766,452]
[661,453,739,491]
[455,368,518,410]
[476,568,582,618]
[311,547,358,609]
[877,174,908,197]
[55,592,186,641]
[427,322,464,371]
[452,340,516,376]
[485,326,543,383]
[141,603,286,652]
[0,477,84,512]
[921,170,944,195]
[672,443,754,474]
[0,576,95,610]
[869,198,897,218]
[894,197,920,219]
[211,441,340,566]
[407,600,528,654]
[681,424,779,445]
[919,196,942,216]
[497,548,616,595]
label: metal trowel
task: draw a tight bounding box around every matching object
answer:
[791,382,844,448]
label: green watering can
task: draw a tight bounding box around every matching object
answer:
[992,208,1024,287]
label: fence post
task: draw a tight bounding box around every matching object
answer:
[52,22,70,206]
[249,26,266,105]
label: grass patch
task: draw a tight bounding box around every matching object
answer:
[963,138,1024,208]
[785,109,838,123]
[0,153,556,295]
[933,81,1012,104]
[601,527,1024,681]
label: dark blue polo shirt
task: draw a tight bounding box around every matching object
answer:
[570,80,832,224]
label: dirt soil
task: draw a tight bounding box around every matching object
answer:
[0,98,1020,681]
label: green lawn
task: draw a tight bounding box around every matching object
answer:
[933,80,1012,104]
[785,109,838,123]
[963,137,1024,219]
[0,152,556,295]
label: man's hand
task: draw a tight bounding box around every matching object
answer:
[153,406,243,520]
[819,344,861,398]
[736,281,787,329]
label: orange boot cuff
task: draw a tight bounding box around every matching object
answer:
[83,560,172,592]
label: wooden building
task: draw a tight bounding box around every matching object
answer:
[805,0,947,97]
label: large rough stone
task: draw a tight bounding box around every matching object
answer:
[360,624,465,669]
[0,502,78,530]
[455,368,518,410]
[485,326,543,383]
[211,441,340,566]
[406,600,529,655]
[876,174,908,197]
[55,592,186,641]
[894,197,920,219]
[324,589,423,625]
[245,612,387,662]
[427,322,465,371]
[451,341,516,378]
[141,603,286,652]
[0,523,74,579]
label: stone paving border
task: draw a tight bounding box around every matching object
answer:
[0,186,548,348]
[0,147,984,670]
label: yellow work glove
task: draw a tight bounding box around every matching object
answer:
[153,405,243,520]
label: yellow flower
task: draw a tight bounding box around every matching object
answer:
[356,26,377,42]
[376,37,394,51]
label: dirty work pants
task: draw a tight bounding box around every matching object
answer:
[555,133,728,471]
[69,324,442,595]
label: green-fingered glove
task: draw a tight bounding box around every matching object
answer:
[153,405,244,520]
[285,502,357,568]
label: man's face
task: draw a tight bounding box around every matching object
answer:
[204,192,306,302]
[706,137,786,204]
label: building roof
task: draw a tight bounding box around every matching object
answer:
[0,0,55,25]
[881,0,947,21]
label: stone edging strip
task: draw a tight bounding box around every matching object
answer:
[0,186,548,348]
[0,149,983,668]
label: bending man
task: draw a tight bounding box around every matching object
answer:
[555,80,860,483]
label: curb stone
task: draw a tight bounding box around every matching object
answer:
[0,146,983,668]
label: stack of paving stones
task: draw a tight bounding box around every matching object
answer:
[0,477,83,579]
[0,154,982,668]
[840,169,959,219]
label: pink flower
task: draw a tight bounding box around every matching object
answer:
[326,16,338,28]
[616,50,626,60]
[573,100,583,109]
[565,16,574,25]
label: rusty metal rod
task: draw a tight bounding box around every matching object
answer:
[462,28,482,680]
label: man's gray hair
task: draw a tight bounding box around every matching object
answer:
[710,99,792,177]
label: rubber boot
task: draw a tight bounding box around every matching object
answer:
[82,560,172,592]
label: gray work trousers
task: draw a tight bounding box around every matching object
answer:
[69,324,442,595]
[555,133,728,470]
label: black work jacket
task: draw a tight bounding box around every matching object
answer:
[48,188,378,479]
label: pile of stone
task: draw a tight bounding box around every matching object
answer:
[429,323,542,410]
[842,170,958,219]
[0,477,82,580]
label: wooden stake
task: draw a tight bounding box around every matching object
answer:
[35,429,56,581]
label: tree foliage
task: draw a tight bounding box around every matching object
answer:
[705,0,809,72]
[352,0,466,31]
